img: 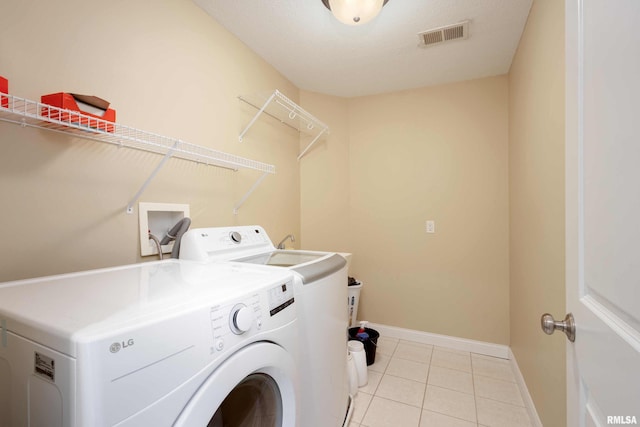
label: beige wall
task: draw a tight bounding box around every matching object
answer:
[509,0,566,426]
[302,77,511,345]
[0,0,300,281]
[299,92,350,253]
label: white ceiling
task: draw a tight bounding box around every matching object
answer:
[194,0,533,98]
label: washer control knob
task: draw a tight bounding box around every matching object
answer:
[230,231,242,244]
[231,305,253,334]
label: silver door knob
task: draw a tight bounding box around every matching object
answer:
[541,312,576,342]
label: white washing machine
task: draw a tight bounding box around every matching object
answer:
[179,226,351,427]
[0,260,299,427]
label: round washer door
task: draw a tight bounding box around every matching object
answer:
[174,342,298,427]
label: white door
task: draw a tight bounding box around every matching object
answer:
[565,1,640,426]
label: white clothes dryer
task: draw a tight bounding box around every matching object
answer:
[0,260,299,427]
[179,226,351,427]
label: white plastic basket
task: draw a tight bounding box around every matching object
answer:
[347,281,363,327]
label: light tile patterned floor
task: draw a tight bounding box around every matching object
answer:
[348,337,533,427]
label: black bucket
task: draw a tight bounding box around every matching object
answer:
[348,327,380,366]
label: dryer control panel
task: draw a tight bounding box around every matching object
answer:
[268,281,294,317]
[208,279,294,354]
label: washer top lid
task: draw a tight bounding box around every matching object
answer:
[0,260,292,357]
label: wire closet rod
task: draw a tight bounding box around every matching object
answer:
[0,92,276,214]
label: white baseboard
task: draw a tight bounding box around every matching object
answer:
[366,323,542,426]
[366,322,510,359]
[509,348,544,427]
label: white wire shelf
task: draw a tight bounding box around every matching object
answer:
[0,92,275,214]
[238,90,330,160]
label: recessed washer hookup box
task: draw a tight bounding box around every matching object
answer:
[40,92,116,132]
[0,76,8,108]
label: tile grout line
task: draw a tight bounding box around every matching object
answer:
[416,348,433,427]
[470,354,480,427]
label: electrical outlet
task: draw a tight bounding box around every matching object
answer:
[426,220,435,234]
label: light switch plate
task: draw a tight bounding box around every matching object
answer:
[139,202,190,256]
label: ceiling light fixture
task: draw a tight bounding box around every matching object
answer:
[321,0,390,26]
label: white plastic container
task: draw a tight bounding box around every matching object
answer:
[348,340,368,387]
[347,281,363,327]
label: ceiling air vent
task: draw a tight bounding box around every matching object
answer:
[418,21,469,48]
